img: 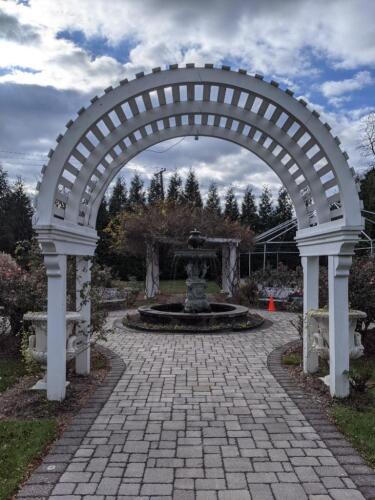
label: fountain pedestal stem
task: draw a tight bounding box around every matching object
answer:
[184,278,211,313]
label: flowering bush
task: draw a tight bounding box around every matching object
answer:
[0,252,46,334]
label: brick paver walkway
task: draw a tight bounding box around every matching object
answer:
[24,311,369,499]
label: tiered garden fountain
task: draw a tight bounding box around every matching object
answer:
[126,229,263,333]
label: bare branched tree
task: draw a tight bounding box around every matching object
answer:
[360,112,375,168]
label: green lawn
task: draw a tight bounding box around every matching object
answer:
[159,280,220,294]
[0,420,57,500]
[282,352,302,366]
[0,359,28,392]
[330,405,375,468]
[113,279,220,294]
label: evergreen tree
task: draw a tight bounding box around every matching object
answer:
[8,177,33,244]
[224,187,240,222]
[95,197,112,266]
[96,197,110,231]
[109,176,127,216]
[205,182,222,216]
[0,165,11,252]
[128,173,146,210]
[167,172,183,204]
[258,185,274,232]
[148,172,165,205]
[0,171,33,254]
[241,185,259,230]
[183,169,203,207]
[274,187,293,225]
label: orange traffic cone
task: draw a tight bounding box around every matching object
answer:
[268,296,276,312]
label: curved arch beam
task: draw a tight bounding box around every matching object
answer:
[66,100,330,224]
[36,66,362,228]
[88,124,310,228]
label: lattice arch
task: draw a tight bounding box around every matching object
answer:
[34,64,364,402]
[36,64,362,234]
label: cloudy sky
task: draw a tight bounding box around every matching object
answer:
[0,0,374,205]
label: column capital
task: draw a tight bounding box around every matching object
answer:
[44,254,66,277]
[331,254,352,278]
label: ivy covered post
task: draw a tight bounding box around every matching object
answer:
[221,241,239,297]
[75,256,92,375]
[145,240,160,299]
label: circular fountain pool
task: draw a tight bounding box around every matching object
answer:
[139,302,249,326]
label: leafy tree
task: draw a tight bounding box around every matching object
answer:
[224,187,240,222]
[258,185,274,232]
[274,187,293,225]
[128,173,146,210]
[360,167,375,238]
[148,172,165,205]
[205,182,221,216]
[109,176,127,216]
[183,169,202,207]
[241,186,259,231]
[167,172,183,204]
[109,203,253,259]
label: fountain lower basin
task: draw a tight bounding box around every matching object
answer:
[123,302,264,333]
[139,302,249,326]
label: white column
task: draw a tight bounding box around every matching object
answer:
[301,256,319,373]
[75,256,92,375]
[45,254,67,401]
[145,242,160,298]
[328,254,352,398]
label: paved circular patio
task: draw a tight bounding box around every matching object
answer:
[20,310,370,499]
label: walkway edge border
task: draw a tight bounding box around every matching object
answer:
[267,340,375,500]
[16,345,126,499]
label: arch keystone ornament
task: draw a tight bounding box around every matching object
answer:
[34,64,363,400]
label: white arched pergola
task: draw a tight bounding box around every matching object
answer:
[34,64,363,401]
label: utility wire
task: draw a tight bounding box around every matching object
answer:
[145,137,186,154]
[0,150,46,157]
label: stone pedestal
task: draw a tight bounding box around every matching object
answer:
[24,311,81,391]
[184,278,211,313]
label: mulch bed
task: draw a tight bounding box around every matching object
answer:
[282,343,333,409]
[0,348,109,425]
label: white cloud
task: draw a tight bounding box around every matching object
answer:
[320,71,373,98]
[1,0,374,203]
[1,0,375,92]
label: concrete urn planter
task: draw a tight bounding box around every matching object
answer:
[308,308,366,361]
[24,311,81,390]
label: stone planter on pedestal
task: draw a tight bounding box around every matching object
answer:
[24,311,81,390]
[308,308,366,386]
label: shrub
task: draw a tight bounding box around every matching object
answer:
[0,252,46,334]
[347,365,373,393]
[238,277,259,305]
[251,263,303,290]
[319,257,375,332]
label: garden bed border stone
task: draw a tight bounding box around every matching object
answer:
[16,345,125,499]
[267,340,375,500]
